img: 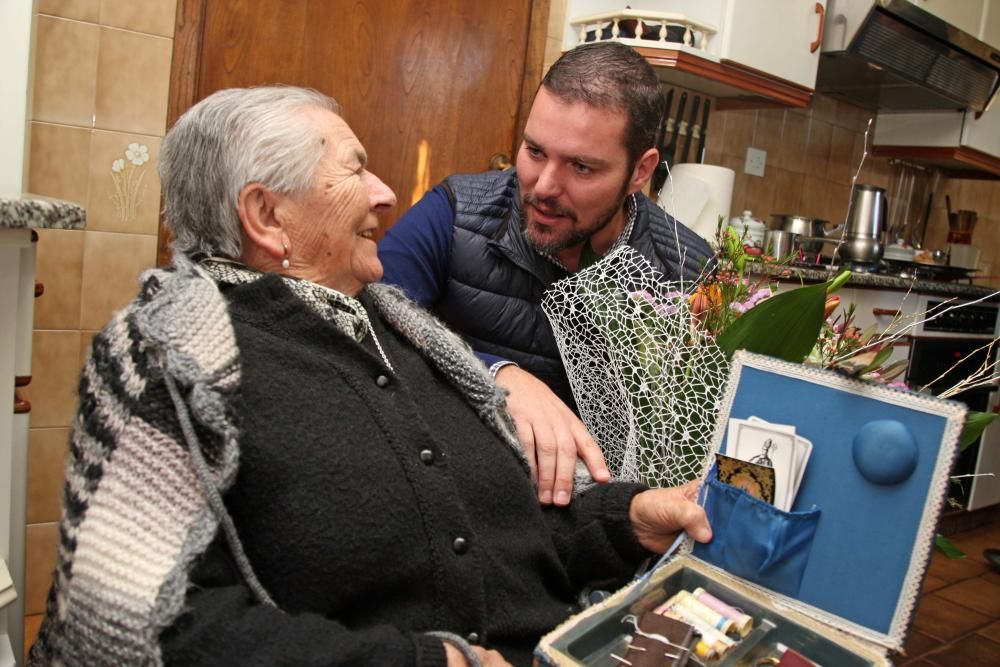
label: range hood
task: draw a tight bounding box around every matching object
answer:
[816,0,1000,112]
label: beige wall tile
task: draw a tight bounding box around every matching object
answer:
[38,0,101,22]
[94,27,172,135]
[771,168,805,218]
[80,231,156,329]
[703,110,724,158]
[805,119,832,178]
[25,522,60,615]
[956,179,993,220]
[80,330,98,368]
[33,229,85,330]
[31,16,100,127]
[754,110,785,170]
[827,126,858,186]
[722,110,755,160]
[87,130,162,234]
[100,0,177,37]
[779,111,809,173]
[27,428,70,524]
[809,94,838,125]
[27,123,92,205]
[21,330,82,429]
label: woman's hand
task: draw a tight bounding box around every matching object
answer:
[444,642,513,666]
[629,481,712,553]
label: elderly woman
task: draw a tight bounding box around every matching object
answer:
[28,86,710,667]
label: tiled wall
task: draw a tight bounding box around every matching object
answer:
[20,0,177,638]
[704,102,1000,286]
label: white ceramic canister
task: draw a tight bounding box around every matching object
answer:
[728,210,765,248]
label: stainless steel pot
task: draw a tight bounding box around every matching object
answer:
[770,214,839,254]
[837,184,888,264]
[836,236,884,264]
[763,229,800,259]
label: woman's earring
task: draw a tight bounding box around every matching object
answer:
[281,245,290,270]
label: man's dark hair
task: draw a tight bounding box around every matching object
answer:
[540,41,663,168]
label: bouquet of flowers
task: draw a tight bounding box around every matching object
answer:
[542,224,996,492]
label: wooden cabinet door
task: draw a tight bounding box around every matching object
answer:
[161,0,548,263]
[718,0,826,90]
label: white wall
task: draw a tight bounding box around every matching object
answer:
[0,1,35,198]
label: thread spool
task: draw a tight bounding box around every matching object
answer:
[655,596,733,653]
[674,590,736,636]
[693,587,754,637]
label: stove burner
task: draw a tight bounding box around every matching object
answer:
[785,257,976,283]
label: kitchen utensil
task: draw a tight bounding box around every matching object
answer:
[947,209,977,244]
[763,229,800,259]
[845,184,888,239]
[696,98,711,163]
[651,89,676,194]
[838,184,888,264]
[837,235,885,264]
[769,214,836,254]
[679,95,700,163]
[663,91,687,168]
[948,243,980,269]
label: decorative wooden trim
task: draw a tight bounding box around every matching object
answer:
[870,145,1000,180]
[633,47,813,110]
[158,0,209,268]
[514,0,551,160]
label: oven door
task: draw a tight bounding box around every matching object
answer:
[907,337,999,509]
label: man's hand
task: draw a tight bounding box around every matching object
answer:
[444,642,512,666]
[629,481,712,553]
[495,365,611,506]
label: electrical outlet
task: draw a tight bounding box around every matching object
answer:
[745,147,767,177]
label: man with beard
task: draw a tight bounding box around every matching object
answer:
[379,41,714,508]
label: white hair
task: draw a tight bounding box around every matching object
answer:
[158,85,340,259]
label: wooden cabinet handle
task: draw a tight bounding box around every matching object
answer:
[872,308,902,318]
[14,388,30,414]
[810,3,826,53]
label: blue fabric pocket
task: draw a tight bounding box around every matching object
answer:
[693,475,821,597]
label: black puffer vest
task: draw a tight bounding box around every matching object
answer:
[434,169,714,409]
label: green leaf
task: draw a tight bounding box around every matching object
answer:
[858,346,894,375]
[960,411,999,451]
[716,280,828,362]
[934,533,966,559]
[827,270,852,293]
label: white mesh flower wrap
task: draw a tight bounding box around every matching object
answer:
[542,246,728,487]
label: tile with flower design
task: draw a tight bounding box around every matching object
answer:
[87,131,161,234]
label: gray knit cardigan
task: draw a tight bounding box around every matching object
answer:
[28,256,578,666]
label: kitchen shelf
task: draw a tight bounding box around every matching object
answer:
[565,7,817,110]
[636,46,814,110]
[870,144,1000,180]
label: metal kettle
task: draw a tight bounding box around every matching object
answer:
[837,184,888,264]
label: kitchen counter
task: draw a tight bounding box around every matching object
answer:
[0,195,86,230]
[0,195,84,661]
[750,262,999,301]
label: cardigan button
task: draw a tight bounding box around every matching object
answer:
[466,632,480,644]
[375,374,390,388]
[451,537,468,554]
[419,449,435,464]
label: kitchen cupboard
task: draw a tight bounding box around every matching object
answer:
[873,107,1000,178]
[903,0,987,39]
[561,1,826,108]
